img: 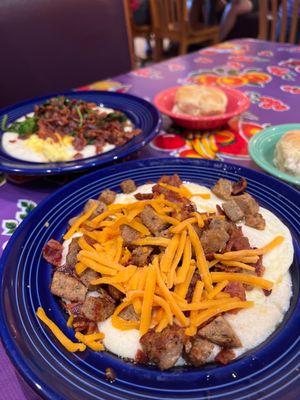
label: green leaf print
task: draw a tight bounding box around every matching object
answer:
[2,199,37,237]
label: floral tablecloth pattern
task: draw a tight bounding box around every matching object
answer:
[1,38,300,399]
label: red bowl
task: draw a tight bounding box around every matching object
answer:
[154,85,250,130]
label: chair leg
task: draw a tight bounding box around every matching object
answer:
[153,37,163,62]
[179,40,188,55]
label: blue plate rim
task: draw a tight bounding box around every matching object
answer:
[0,157,299,400]
[0,91,162,175]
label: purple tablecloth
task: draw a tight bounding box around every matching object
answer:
[1,38,300,399]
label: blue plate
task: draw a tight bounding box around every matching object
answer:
[0,158,299,400]
[0,91,161,175]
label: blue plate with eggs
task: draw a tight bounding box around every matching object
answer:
[0,91,161,175]
[0,157,299,400]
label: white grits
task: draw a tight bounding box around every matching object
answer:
[1,106,135,162]
[63,182,294,363]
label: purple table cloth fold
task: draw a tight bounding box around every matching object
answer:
[1,38,300,399]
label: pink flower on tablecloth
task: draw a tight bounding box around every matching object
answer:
[199,49,217,55]
[267,66,295,80]
[258,50,273,57]
[258,96,290,111]
[131,68,162,79]
[280,85,300,94]
[229,55,255,62]
[167,63,185,72]
[245,91,290,111]
[279,58,300,70]
[226,61,244,70]
[193,57,213,64]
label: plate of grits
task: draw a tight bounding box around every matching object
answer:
[0,91,161,175]
[0,158,299,400]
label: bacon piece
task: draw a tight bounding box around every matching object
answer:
[43,239,63,267]
[135,349,149,364]
[73,136,87,151]
[254,255,265,277]
[263,289,272,296]
[224,282,246,301]
[134,193,154,200]
[232,178,247,195]
[224,225,251,252]
[215,349,236,365]
[158,174,183,187]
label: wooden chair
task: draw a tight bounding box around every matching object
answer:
[124,0,152,63]
[125,0,152,41]
[258,0,300,43]
[150,0,219,61]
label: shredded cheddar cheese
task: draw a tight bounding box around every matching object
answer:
[192,212,204,228]
[36,307,86,352]
[111,301,140,330]
[175,261,196,299]
[64,202,98,240]
[206,280,229,299]
[75,332,104,351]
[214,236,284,261]
[66,314,74,328]
[210,272,273,290]
[187,224,213,292]
[194,301,253,327]
[91,265,137,285]
[159,182,192,198]
[75,262,87,275]
[140,266,157,335]
[220,261,256,272]
[167,230,187,288]
[191,193,211,199]
[170,217,197,233]
[187,280,204,336]
[161,233,181,273]
[77,256,117,276]
[155,264,189,327]
[132,237,170,247]
[78,236,95,252]
[175,237,192,284]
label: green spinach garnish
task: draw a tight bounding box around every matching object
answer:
[1,115,8,131]
[105,112,127,123]
[76,106,84,128]
[6,116,38,137]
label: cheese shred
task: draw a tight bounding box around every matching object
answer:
[36,307,86,352]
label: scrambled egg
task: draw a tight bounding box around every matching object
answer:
[24,134,74,162]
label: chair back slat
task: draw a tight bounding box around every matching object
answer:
[270,0,278,41]
[279,0,288,42]
[150,0,187,33]
[259,0,300,43]
[259,0,268,39]
[289,0,300,42]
